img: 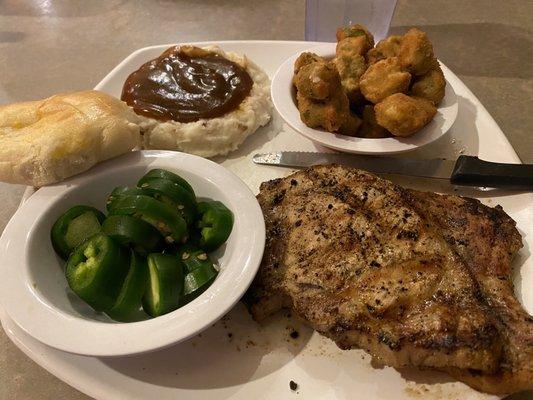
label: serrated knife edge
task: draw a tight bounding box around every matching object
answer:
[252,151,456,180]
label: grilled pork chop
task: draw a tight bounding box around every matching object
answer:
[246,165,532,395]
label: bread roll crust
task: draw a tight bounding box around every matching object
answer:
[0,90,140,186]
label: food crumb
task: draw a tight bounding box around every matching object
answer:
[290,330,300,339]
[227,332,233,339]
[404,383,432,398]
[289,380,298,391]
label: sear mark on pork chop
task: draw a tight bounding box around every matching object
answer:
[244,164,532,395]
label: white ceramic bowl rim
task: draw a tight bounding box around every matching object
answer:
[271,43,459,154]
[0,150,265,357]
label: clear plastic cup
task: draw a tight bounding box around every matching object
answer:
[305,0,397,43]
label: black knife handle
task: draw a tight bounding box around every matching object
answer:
[450,155,533,189]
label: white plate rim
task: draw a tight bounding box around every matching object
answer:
[271,43,459,154]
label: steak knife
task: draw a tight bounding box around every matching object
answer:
[252,152,533,190]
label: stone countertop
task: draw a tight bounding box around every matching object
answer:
[0,1,531,399]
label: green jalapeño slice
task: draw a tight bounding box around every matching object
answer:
[142,253,184,317]
[196,201,233,251]
[51,205,105,260]
[65,233,130,312]
[107,195,188,244]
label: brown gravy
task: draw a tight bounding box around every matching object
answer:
[121,46,253,123]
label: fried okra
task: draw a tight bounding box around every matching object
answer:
[294,61,340,100]
[336,24,375,49]
[336,35,372,57]
[296,91,349,132]
[338,112,362,136]
[411,65,446,105]
[333,54,367,104]
[375,93,437,137]
[358,105,390,138]
[359,57,411,104]
[292,25,441,138]
[333,35,372,104]
[367,35,402,65]
[399,28,436,76]
[294,52,326,74]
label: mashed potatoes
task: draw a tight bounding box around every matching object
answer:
[139,46,272,157]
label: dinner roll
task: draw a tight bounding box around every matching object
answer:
[0,91,140,186]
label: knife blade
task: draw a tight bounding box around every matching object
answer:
[252,152,533,190]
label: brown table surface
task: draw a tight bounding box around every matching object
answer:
[0,1,531,399]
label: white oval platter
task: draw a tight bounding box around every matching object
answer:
[1,40,531,400]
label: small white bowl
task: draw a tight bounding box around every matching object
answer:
[271,44,459,154]
[0,150,265,357]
